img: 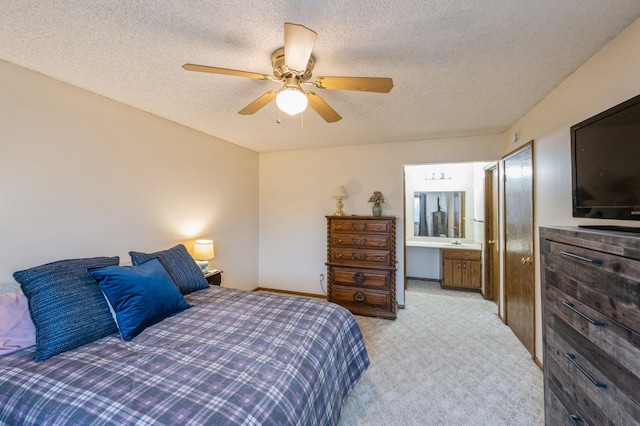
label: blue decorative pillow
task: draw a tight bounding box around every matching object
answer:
[129,244,208,294]
[13,256,120,362]
[89,258,192,341]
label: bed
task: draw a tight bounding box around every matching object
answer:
[0,246,369,425]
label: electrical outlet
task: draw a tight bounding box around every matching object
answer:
[320,273,324,281]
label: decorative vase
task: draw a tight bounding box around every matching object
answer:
[372,202,382,217]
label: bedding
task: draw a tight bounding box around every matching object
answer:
[0,290,35,355]
[13,256,120,361]
[0,286,369,425]
[0,282,20,294]
[129,244,209,295]
[88,258,192,341]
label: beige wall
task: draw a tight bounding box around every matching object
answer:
[259,16,640,360]
[0,60,259,290]
[504,17,640,362]
[3,14,638,363]
[258,136,503,305]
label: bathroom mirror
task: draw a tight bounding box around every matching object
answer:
[413,191,465,238]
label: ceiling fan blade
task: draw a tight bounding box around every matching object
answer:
[284,23,317,74]
[307,91,342,123]
[182,64,272,80]
[238,90,278,115]
[313,76,394,93]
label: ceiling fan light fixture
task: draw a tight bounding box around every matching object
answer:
[276,88,308,115]
[183,23,392,123]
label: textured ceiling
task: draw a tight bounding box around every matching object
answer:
[1,1,640,152]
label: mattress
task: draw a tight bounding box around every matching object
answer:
[0,286,369,425]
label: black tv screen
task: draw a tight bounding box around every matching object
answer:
[571,93,640,220]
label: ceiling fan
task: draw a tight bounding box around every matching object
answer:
[182,23,394,123]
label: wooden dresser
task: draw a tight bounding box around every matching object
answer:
[326,216,397,319]
[540,226,640,425]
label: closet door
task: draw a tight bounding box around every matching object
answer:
[503,142,535,356]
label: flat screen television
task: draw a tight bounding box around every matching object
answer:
[571,93,640,225]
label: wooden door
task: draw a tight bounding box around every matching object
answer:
[483,165,499,303]
[503,142,535,356]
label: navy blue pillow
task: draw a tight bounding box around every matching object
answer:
[13,256,120,362]
[89,258,192,341]
[129,244,208,294]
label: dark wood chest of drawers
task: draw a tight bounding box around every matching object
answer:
[326,216,397,319]
[540,226,640,425]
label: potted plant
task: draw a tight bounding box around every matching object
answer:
[368,191,385,217]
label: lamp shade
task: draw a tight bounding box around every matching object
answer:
[276,88,308,115]
[193,239,214,261]
[332,185,348,198]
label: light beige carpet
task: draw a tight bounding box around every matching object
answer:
[338,280,544,425]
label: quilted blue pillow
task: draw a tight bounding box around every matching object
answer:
[13,256,120,362]
[89,258,192,341]
[129,244,208,294]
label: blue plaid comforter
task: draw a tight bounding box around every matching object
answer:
[0,287,369,425]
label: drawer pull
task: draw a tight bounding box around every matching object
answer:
[567,414,583,425]
[353,272,366,284]
[354,292,366,302]
[560,251,603,265]
[562,302,607,327]
[565,353,608,389]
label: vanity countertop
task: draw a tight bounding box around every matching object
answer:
[406,240,482,250]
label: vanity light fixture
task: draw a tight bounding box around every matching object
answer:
[425,172,452,181]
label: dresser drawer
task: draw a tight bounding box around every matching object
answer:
[545,314,640,424]
[544,284,640,382]
[329,266,390,290]
[329,285,394,318]
[329,248,391,267]
[330,232,390,249]
[442,249,481,261]
[544,240,640,334]
[545,358,607,426]
[330,219,391,234]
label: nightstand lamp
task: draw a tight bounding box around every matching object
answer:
[193,239,214,272]
[332,185,348,216]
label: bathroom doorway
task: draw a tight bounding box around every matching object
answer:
[403,161,496,300]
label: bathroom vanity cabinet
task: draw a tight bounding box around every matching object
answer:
[441,248,482,290]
